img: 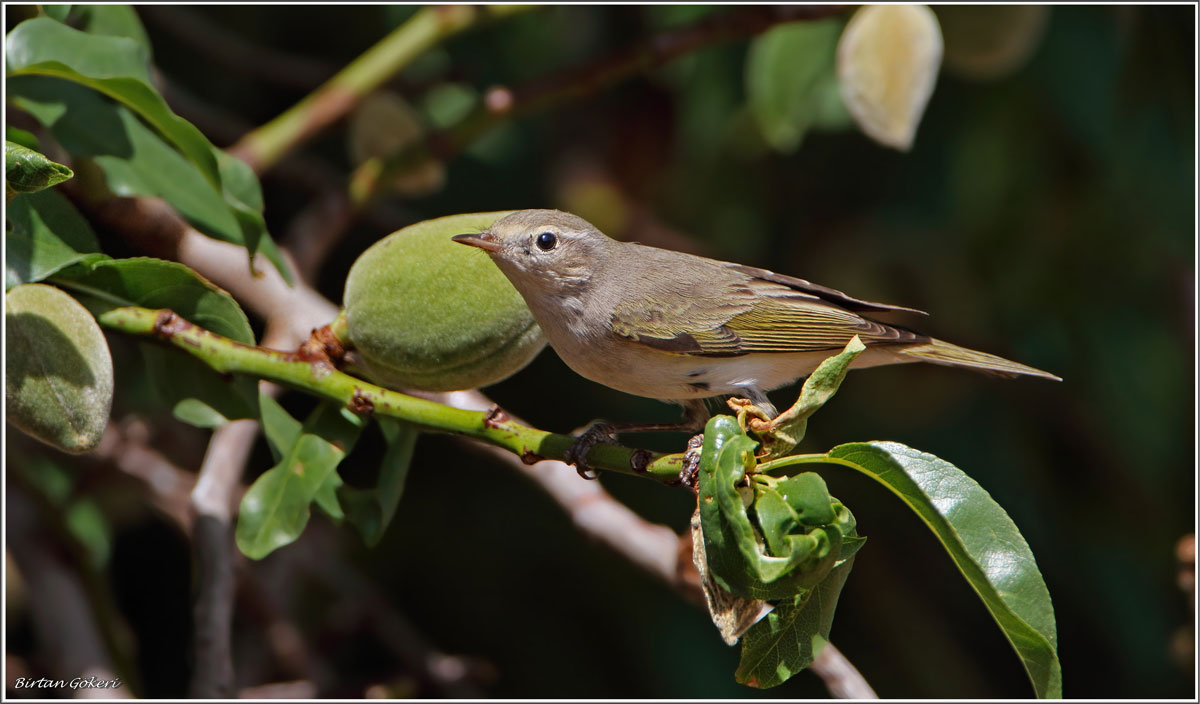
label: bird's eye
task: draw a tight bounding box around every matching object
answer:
[535,232,557,251]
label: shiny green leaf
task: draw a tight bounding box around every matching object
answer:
[824,442,1061,698]
[236,403,366,559]
[735,554,856,688]
[5,140,73,194]
[6,188,100,290]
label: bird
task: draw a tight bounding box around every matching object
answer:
[453,209,1059,473]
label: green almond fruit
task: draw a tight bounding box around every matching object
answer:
[343,211,546,392]
[6,283,114,453]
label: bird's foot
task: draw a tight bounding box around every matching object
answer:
[678,433,706,492]
[565,421,618,479]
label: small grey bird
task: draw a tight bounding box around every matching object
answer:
[453,209,1058,470]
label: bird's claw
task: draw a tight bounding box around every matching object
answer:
[565,421,617,479]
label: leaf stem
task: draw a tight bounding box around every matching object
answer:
[758,453,861,475]
[96,306,685,485]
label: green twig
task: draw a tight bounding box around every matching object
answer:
[230,5,535,173]
[97,306,685,484]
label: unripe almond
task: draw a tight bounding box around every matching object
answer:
[343,212,546,392]
[6,283,113,453]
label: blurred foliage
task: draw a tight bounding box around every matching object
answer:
[4,4,1194,699]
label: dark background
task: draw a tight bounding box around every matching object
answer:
[5,4,1195,699]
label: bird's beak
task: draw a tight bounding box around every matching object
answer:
[452,232,501,252]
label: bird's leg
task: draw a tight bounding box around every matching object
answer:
[565,400,709,480]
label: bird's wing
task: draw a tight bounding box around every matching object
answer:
[610,273,923,357]
[722,289,923,353]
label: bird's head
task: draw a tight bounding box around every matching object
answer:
[452,209,614,298]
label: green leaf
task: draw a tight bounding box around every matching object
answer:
[215,150,292,284]
[75,4,151,59]
[745,18,848,152]
[735,554,856,688]
[6,126,40,150]
[697,416,843,601]
[824,442,1061,698]
[339,418,419,546]
[6,140,73,194]
[259,392,302,462]
[259,392,344,519]
[313,472,345,520]
[6,188,101,290]
[236,403,366,559]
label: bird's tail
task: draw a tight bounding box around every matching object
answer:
[898,338,1061,381]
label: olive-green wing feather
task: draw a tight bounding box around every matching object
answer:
[723,291,923,353]
[610,274,923,357]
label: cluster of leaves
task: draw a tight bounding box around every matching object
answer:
[691,342,1060,695]
[4,9,413,555]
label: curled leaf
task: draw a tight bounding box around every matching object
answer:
[697,416,861,601]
